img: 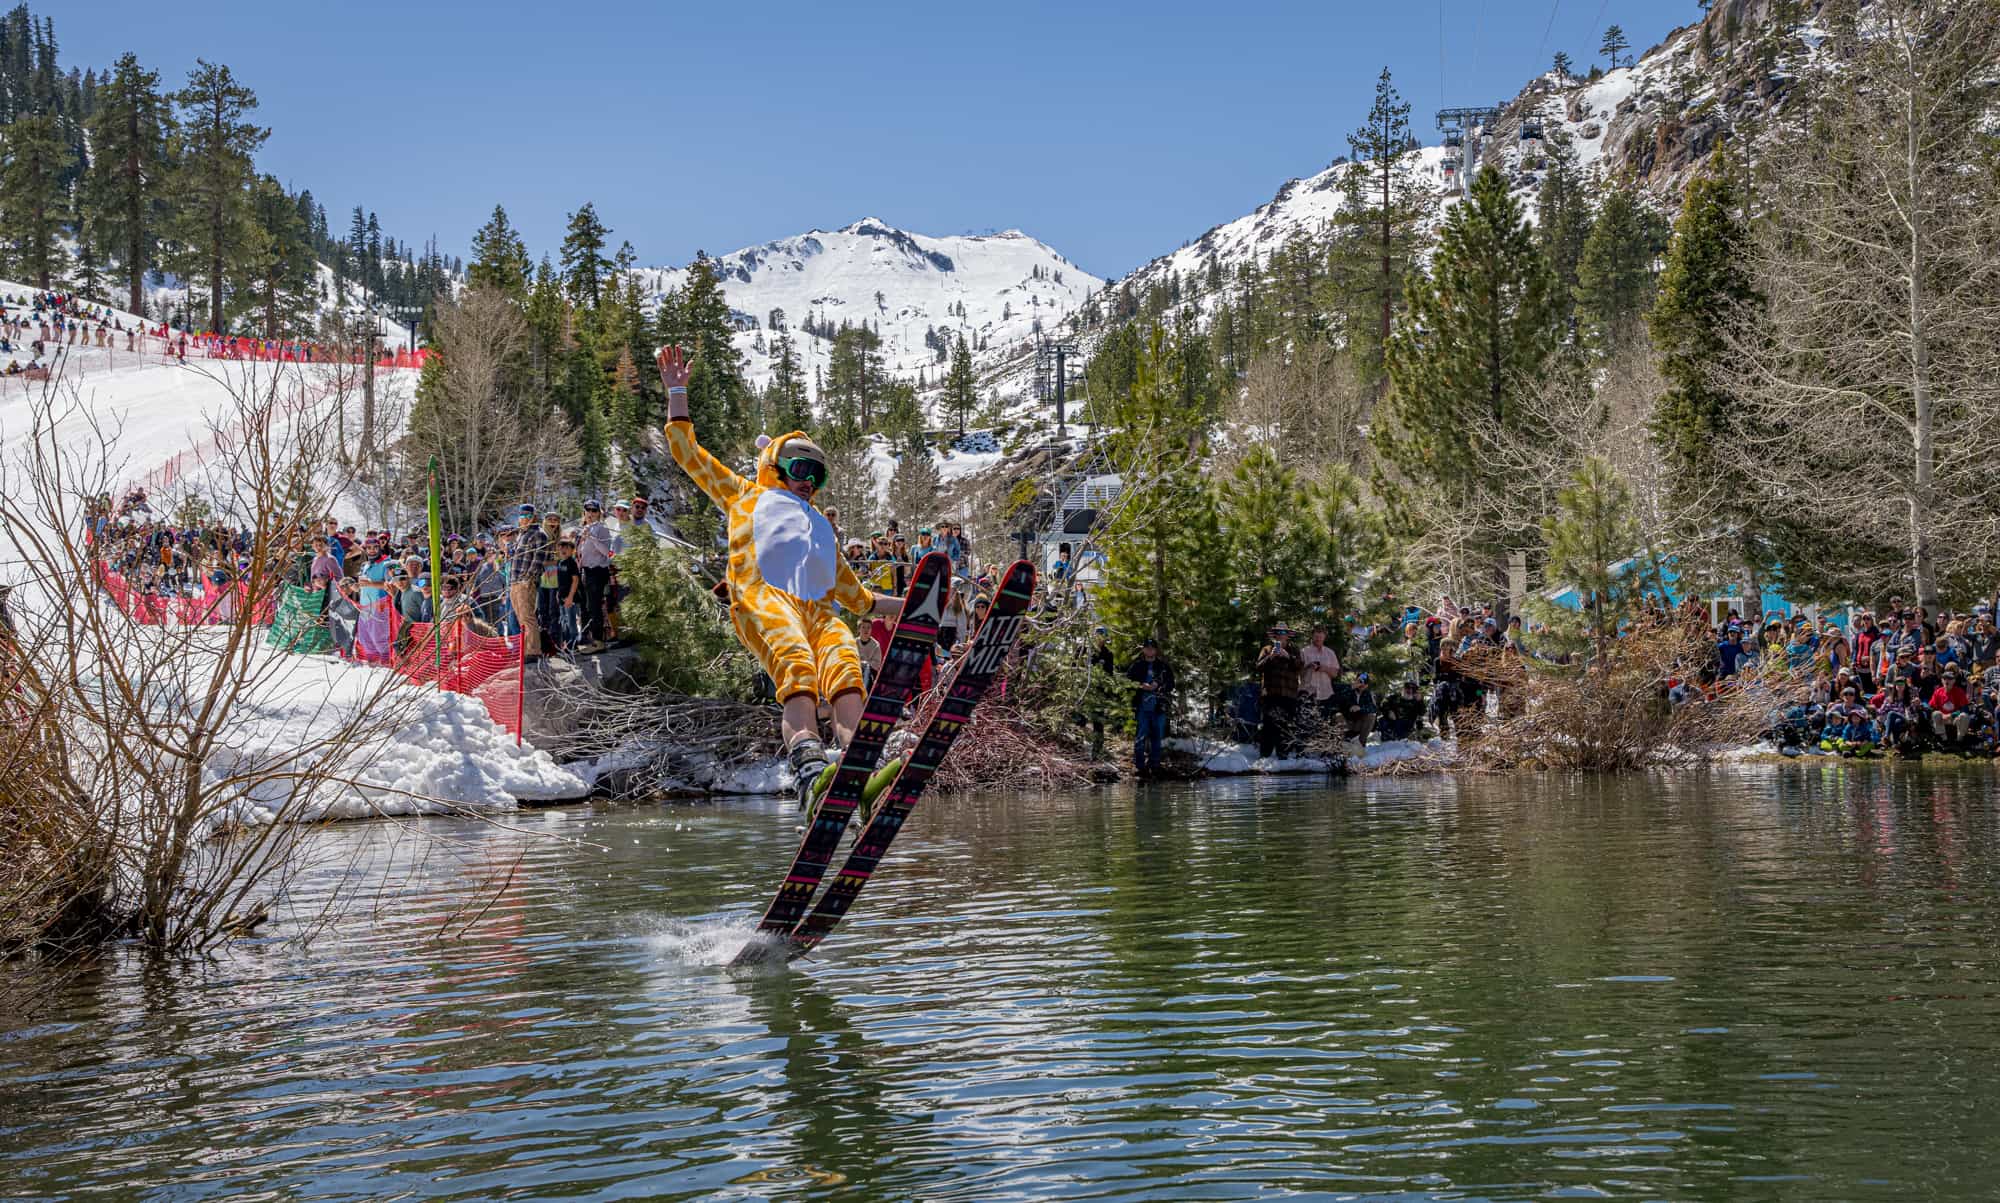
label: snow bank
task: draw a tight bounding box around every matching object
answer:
[1164,736,1336,776]
[204,643,585,825]
[1353,738,1448,771]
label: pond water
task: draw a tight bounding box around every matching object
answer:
[5,766,2000,1201]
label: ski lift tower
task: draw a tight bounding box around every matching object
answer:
[1034,336,1078,438]
[1436,106,1500,195]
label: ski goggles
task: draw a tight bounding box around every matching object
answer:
[777,455,827,489]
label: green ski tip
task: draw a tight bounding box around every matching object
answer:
[808,756,903,825]
[865,758,903,806]
[811,759,839,802]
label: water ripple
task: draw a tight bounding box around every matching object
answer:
[4,768,2000,1199]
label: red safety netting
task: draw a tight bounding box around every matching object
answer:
[97,564,275,628]
[97,561,526,744]
[390,621,526,740]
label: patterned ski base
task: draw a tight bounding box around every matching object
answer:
[788,559,1037,959]
[732,551,951,966]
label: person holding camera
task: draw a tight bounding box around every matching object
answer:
[1257,626,1301,760]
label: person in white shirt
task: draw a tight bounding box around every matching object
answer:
[1298,624,1342,724]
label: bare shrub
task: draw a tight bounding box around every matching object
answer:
[1449,619,1803,771]
[0,360,450,976]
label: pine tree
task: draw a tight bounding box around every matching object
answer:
[1541,457,1639,667]
[247,175,316,337]
[171,60,265,332]
[943,332,976,433]
[824,323,884,437]
[1334,67,1426,395]
[1600,25,1630,69]
[85,51,171,315]
[877,377,923,443]
[1649,164,1757,480]
[559,201,611,309]
[467,203,531,296]
[1553,50,1575,79]
[523,255,564,400]
[886,430,943,527]
[1220,447,1308,666]
[0,112,71,287]
[1535,127,1591,327]
[1647,159,1767,612]
[766,331,811,432]
[1097,320,1234,695]
[1375,166,1561,612]
[1574,186,1669,356]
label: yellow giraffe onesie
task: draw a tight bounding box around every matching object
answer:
[665,421,874,703]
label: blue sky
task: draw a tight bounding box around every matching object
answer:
[70,1,1692,279]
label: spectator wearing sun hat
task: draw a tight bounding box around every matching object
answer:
[577,499,614,650]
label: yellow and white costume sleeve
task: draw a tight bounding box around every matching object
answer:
[666,421,875,703]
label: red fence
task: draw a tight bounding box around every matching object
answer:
[96,562,526,744]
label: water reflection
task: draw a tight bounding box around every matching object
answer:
[4,766,1999,1200]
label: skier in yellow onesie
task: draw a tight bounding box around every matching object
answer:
[656,345,904,807]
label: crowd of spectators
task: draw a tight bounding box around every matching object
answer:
[89,491,662,663]
[299,497,652,660]
[1735,600,2000,757]
[3,290,149,374]
[1101,586,2000,777]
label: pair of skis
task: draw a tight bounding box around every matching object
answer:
[732,552,1036,965]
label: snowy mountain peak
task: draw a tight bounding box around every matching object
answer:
[631,219,1102,405]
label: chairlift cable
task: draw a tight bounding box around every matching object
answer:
[1590,0,1613,65]
[1533,0,1563,82]
[1439,0,1447,112]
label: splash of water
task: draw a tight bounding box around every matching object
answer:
[646,916,776,969]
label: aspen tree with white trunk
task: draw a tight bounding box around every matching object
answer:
[1717,0,2000,608]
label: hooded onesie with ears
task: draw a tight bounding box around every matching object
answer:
[665,421,874,703]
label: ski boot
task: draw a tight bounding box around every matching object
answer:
[789,736,833,817]
[794,741,903,829]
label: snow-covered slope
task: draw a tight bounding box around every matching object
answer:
[1093,3,1811,337]
[1110,146,1454,325]
[0,277,419,516]
[630,218,1102,402]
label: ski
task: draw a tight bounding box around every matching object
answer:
[787,560,1037,960]
[732,551,951,965]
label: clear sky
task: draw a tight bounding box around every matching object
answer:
[68,0,1693,279]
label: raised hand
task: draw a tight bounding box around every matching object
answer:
[657,344,691,420]
[656,344,691,391]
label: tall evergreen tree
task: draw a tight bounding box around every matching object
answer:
[765,330,811,433]
[85,52,171,315]
[1647,160,1768,614]
[1535,127,1591,329]
[559,201,611,309]
[1375,166,1561,612]
[467,203,530,296]
[172,60,265,332]
[943,332,976,433]
[1334,67,1426,396]
[1098,323,1232,695]
[1574,186,1668,356]
[885,430,944,527]
[1600,24,1630,69]
[824,323,885,437]
[246,174,316,337]
[0,111,71,286]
